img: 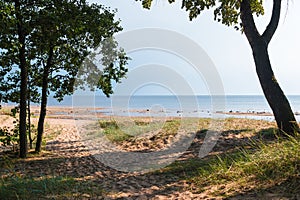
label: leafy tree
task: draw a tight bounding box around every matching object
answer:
[0,0,34,158]
[77,37,129,97]
[31,0,128,153]
[138,0,299,135]
[0,57,40,150]
[0,0,129,156]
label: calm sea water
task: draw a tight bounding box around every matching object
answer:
[47,95,300,120]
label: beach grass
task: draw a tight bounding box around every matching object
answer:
[0,150,105,200]
[98,118,183,143]
[0,175,104,199]
[156,130,300,198]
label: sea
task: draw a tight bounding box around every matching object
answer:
[46,95,300,121]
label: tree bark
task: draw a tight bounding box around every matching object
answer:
[15,0,28,158]
[253,43,298,134]
[35,47,53,153]
[28,88,33,149]
[241,0,299,135]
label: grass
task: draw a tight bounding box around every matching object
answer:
[102,126,134,142]
[98,118,184,143]
[98,119,133,142]
[0,175,104,199]
[0,144,104,200]
[157,129,300,198]
[101,117,214,138]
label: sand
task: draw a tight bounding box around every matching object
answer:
[0,106,286,199]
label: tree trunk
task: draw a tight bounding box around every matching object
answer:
[28,91,33,149]
[35,47,53,153]
[15,0,28,158]
[35,68,49,152]
[240,0,299,135]
[252,42,298,134]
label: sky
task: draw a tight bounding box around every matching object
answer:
[91,0,300,95]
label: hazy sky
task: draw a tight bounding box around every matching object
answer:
[93,0,300,95]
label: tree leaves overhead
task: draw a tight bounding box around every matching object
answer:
[137,0,264,29]
[29,0,126,101]
[77,37,129,97]
[0,0,129,103]
[1,0,130,154]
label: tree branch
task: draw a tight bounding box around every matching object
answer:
[240,0,261,48]
[49,74,65,81]
[262,0,281,45]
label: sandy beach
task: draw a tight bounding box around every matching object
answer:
[1,105,299,199]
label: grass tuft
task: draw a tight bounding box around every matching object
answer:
[158,130,300,198]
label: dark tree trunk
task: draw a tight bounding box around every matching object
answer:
[28,89,33,149]
[252,42,298,134]
[15,0,28,158]
[35,47,53,153]
[35,80,48,152]
[35,67,49,152]
[240,0,299,135]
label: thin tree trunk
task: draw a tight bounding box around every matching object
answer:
[35,68,49,152]
[240,0,299,135]
[35,47,53,153]
[15,0,28,158]
[28,89,33,149]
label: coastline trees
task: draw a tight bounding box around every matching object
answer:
[138,0,299,135]
[0,0,32,158]
[0,0,128,157]
[31,0,128,153]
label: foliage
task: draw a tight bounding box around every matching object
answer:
[0,107,19,147]
[0,125,18,147]
[77,37,129,97]
[137,0,264,29]
[0,0,129,155]
[0,0,129,102]
[28,0,128,101]
[0,106,36,148]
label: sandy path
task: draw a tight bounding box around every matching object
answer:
[43,118,203,199]
[43,116,283,200]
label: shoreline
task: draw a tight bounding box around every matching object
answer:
[2,105,300,122]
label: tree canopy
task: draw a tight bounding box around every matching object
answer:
[0,0,129,156]
[139,0,264,27]
[0,0,128,102]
